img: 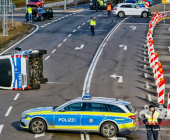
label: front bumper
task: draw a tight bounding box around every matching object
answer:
[20,118,30,129]
[119,123,139,132]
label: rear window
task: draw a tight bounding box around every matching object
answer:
[107,105,125,113]
[120,5,132,8]
[126,104,135,113]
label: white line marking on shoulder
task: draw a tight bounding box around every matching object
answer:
[68,34,72,37]
[73,30,76,32]
[86,134,90,140]
[81,134,85,140]
[0,125,4,134]
[148,94,152,101]
[45,56,50,60]
[41,26,44,27]
[51,49,56,53]
[78,26,81,28]
[82,23,85,25]
[63,38,67,42]
[5,106,13,116]
[13,93,20,100]
[35,133,45,138]
[58,44,62,47]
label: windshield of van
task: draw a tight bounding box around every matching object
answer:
[0,59,12,87]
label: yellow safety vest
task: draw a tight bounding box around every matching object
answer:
[97,0,101,4]
[145,111,159,124]
[28,8,32,14]
[90,20,96,26]
[100,1,103,6]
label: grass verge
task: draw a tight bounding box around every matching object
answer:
[0,20,32,52]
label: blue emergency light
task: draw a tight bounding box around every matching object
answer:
[82,93,93,100]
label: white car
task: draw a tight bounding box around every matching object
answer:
[113,3,150,18]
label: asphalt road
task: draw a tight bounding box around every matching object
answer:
[1,3,169,140]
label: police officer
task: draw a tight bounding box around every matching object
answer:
[96,0,99,12]
[107,2,112,18]
[89,17,96,36]
[144,105,161,140]
[100,0,103,12]
[27,6,33,22]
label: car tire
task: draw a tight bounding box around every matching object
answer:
[30,118,46,134]
[118,11,124,18]
[31,84,40,89]
[41,16,43,21]
[40,78,48,83]
[38,50,47,55]
[142,11,148,18]
[101,122,117,138]
[30,53,39,58]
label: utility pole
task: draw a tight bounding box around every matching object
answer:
[64,0,66,10]
[2,0,8,36]
[26,0,28,13]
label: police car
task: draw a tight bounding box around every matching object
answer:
[0,48,48,90]
[20,94,138,137]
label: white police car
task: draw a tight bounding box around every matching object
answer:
[20,94,138,137]
[0,48,48,90]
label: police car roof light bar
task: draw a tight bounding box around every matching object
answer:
[82,93,93,100]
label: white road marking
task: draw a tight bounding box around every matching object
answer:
[82,23,85,25]
[47,23,51,25]
[167,46,170,51]
[87,20,90,22]
[44,24,47,26]
[5,106,13,116]
[63,38,67,42]
[82,17,129,95]
[51,49,56,53]
[68,34,72,37]
[65,15,68,17]
[0,24,39,55]
[138,128,170,131]
[110,74,123,83]
[109,137,127,140]
[41,26,44,28]
[73,13,76,14]
[0,125,4,134]
[119,45,127,50]
[75,44,84,50]
[73,30,76,32]
[62,17,65,18]
[78,26,81,28]
[81,134,85,140]
[45,56,50,60]
[86,134,90,140]
[55,20,58,21]
[130,26,136,30]
[58,18,61,20]
[13,93,20,100]
[148,94,152,101]
[35,133,45,138]
[69,14,72,15]
[58,44,62,47]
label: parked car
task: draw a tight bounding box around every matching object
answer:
[0,48,48,90]
[113,3,150,17]
[25,8,53,21]
[28,0,44,8]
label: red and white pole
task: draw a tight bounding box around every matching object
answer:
[145,2,149,8]
[158,78,165,104]
[165,12,167,18]
[167,93,170,116]
[154,62,162,78]
[156,68,163,85]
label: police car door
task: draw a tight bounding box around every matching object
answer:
[54,102,84,130]
[81,103,109,130]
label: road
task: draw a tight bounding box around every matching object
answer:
[1,1,170,140]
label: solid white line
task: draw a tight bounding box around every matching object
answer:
[58,18,61,20]
[87,20,90,22]
[41,26,44,27]
[63,38,67,42]
[73,30,76,32]
[51,49,56,53]
[58,44,62,47]
[0,125,4,134]
[0,24,39,55]
[47,23,51,25]
[81,134,84,140]
[86,134,90,140]
[5,106,13,116]
[45,56,50,60]
[82,23,85,25]
[68,34,72,37]
[13,93,20,100]
[78,26,81,28]
[82,17,129,95]
[148,94,152,101]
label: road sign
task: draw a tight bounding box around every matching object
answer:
[0,0,13,12]
[162,0,170,3]
[74,0,77,5]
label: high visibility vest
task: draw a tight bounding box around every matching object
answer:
[145,111,159,124]
[28,8,32,14]
[90,20,96,26]
[107,5,111,11]
[100,1,103,6]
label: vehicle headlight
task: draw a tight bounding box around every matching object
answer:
[22,114,30,119]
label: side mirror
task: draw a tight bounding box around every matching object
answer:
[59,108,65,112]
[15,47,21,51]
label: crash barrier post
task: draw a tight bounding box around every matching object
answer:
[145,2,149,8]
[165,12,167,18]
[158,78,165,104]
[167,93,170,116]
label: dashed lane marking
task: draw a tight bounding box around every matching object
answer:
[68,34,72,37]
[41,26,44,28]
[80,134,85,140]
[63,38,67,42]
[58,44,62,47]
[73,13,76,14]
[47,23,51,25]
[13,93,20,100]
[35,133,45,138]
[51,49,56,53]
[82,23,85,25]
[78,26,81,28]
[45,56,50,60]
[87,20,90,22]
[148,94,152,101]
[73,30,76,32]
[86,134,90,140]
[0,125,4,134]
[5,106,13,116]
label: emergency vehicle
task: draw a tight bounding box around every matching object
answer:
[28,0,44,8]
[0,48,48,90]
[20,94,138,137]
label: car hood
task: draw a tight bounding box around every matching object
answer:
[22,107,53,115]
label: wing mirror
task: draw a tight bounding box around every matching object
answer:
[59,108,65,112]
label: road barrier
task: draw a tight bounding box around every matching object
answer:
[168,93,170,116]
[165,12,167,18]
[158,78,165,104]
[145,2,149,8]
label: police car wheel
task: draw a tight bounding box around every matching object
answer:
[30,118,46,134]
[118,12,124,18]
[101,122,117,137]
[41,16,44,21]
[142,12,148,18]
[31,84,40,89]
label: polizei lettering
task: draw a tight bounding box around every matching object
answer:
[59,118,76,122]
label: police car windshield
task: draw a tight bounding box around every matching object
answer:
[54,101,71,110]
[0,59,12,87]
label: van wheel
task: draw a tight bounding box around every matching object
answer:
[31,84,40,89]
[118,11,124,17]
[101,122,117,138]
[142,12,148,18]
[30,118,46,134]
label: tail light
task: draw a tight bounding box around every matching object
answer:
[129,115,136,120]
[16,55,21,58]
[13,88,23,90]
[37,13,39,16]
[27,85,29,89]
[114,8,117,10]
[26,56,28,60]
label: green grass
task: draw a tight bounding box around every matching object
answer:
[13,0,64,8]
